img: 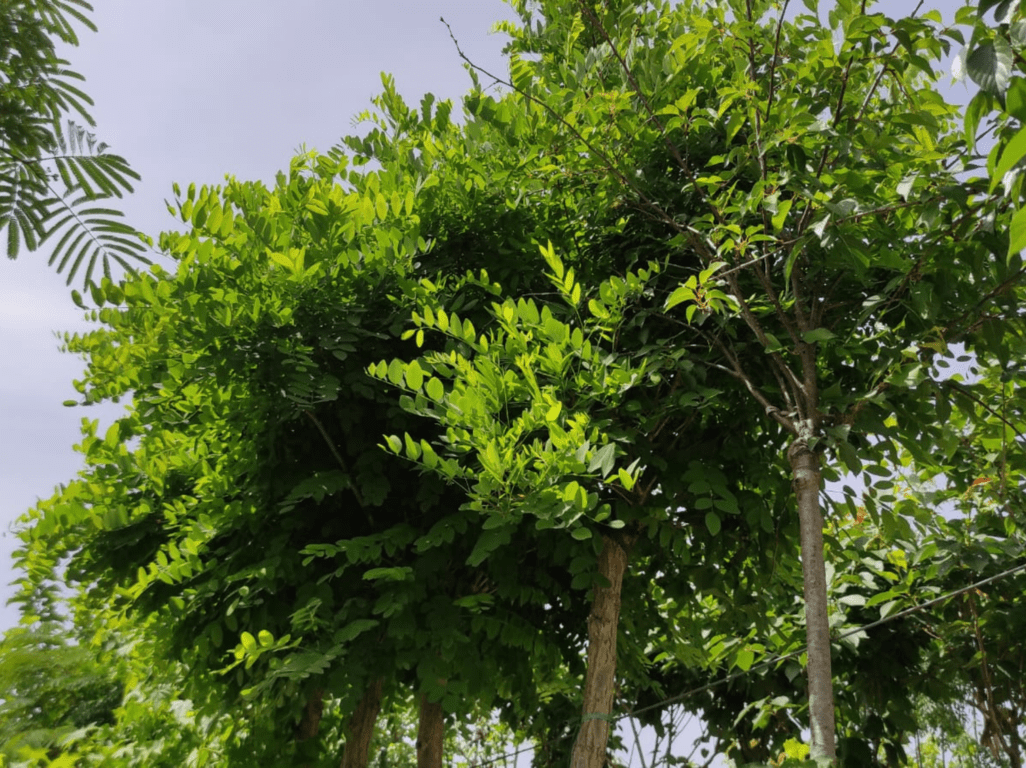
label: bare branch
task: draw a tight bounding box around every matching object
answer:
[763,0,792,136]
[724,269,807,406]
[944,380,1026,445]
[701,330,797,434]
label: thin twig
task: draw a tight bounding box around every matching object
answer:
[943,380,1026,444]
[440,17,712,259]
[702,330,798,434]
[763,0,792,137]
[303,410,366,508]
[724,269,808,408]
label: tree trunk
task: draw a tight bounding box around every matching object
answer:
[340,677,383,768]
[296,688,324,741]
[416,693,444,768]
[571,531,635,768]
[788,440,836,761]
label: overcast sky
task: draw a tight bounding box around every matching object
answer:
[0,0,976,639]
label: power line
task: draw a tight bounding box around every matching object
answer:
[471,558,1026,767]
[631,558,1026,721]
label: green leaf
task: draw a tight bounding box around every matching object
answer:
[736,648,755,671]
[617,467,636,491]
[771,199,792,232]
[992,125,1026,189]
[425,377,445,402]
[404,432,422,460]
[837,440,862,474]
[405,360,424,390]
[763,332,785,353]
[966,37,1013,96]
[387,359,404,385]
[1006,77,1026,121]
[336,619,379,643]
[964,90,993,147]
[545,401,562,421]
[362,567,412,581]
[1012,21,1026,51]
[1009,206,1026,258]
[666,285,696,311]
[571,526,592,541]
[589,443,616,478]
[802,328,836,343]
[705,511,721,536]
[538,240,564,279]
[467,525,514,566]
[268,250,293,270]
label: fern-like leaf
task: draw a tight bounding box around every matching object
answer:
[2,120,150,284]
[0,0,149,287]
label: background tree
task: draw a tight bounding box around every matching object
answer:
[0,621,121,765]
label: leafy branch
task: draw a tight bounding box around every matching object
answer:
[0,0,152,286]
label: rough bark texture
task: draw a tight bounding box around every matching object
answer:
[788,440,836,761]
[416,694,444,768]
[296,688,324,741]
[570,532,635,768]
[340,677,383,768]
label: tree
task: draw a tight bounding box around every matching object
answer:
[0,621,121,765]
[377,0,1021,763]
[0,0,149,285]
[12,103,603,764]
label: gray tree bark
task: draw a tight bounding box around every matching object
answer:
[788,440,836,761]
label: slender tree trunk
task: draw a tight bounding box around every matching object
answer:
[296,688,324,741]
[340,677,383,768]
[416,693,445,768]
[571,532,635,768]
[788,440,836,761]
